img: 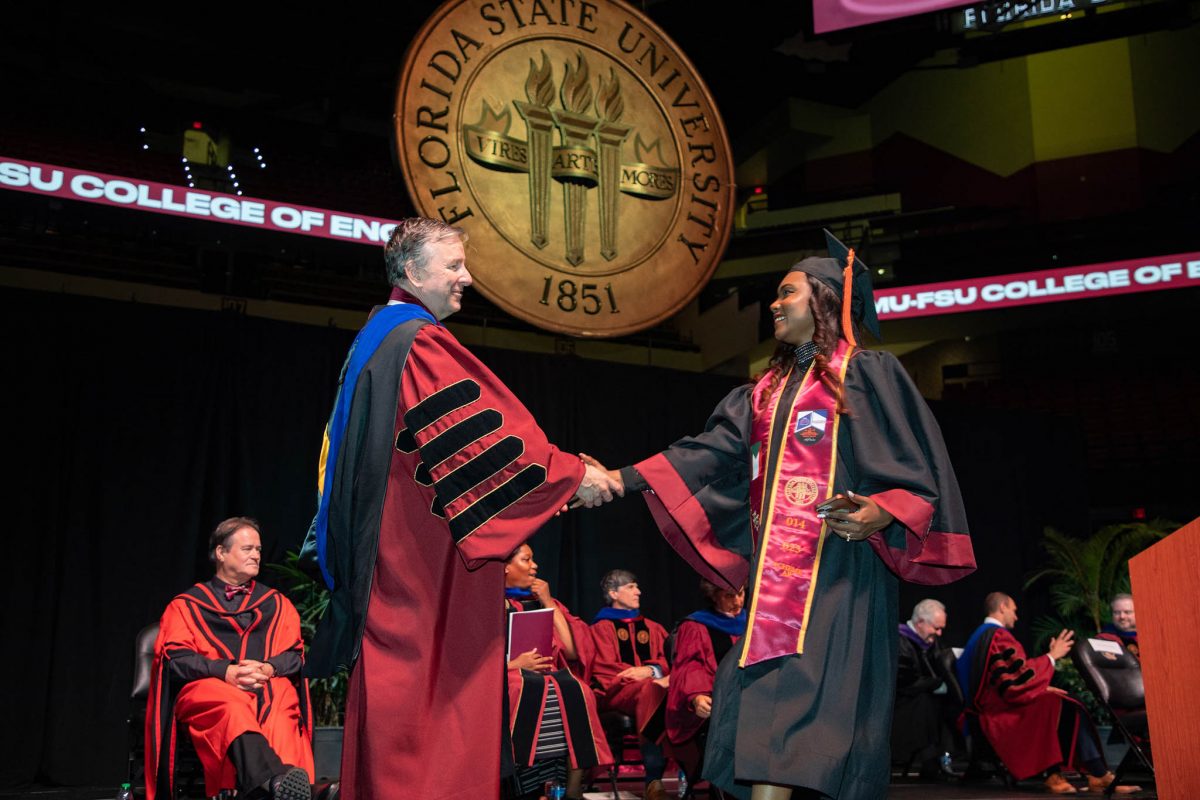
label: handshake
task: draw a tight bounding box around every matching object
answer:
[571,453,625,509]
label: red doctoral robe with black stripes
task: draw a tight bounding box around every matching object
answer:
[968,625,1092,780]
[144,582,313,800]
[309,313,585,800]
[505,598,613,770]
[589,615,671,741]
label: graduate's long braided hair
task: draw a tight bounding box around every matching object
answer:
[753,276,857,416]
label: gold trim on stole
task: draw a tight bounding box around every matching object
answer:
[795,346,854,654]
[739,362,805,668]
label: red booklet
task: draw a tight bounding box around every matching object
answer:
[507,607,555,661]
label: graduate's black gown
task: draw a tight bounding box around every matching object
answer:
[632,349,974,800]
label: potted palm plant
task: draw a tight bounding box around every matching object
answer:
[1023,519,1173,723]
[270,551,347,780]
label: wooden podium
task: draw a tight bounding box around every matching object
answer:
[1128,516,1200,800]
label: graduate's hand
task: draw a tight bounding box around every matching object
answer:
[821,491,894,542]
[572,463,622,508]
[653,675,670,689]
[692,694,713,719]
[508,648,554,672]
[530,578,556,609]
[580,453,623,490]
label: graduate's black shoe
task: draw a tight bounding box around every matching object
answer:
[268,766,312,800]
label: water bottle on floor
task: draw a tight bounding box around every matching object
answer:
[677,769,688,798]
[115,783,133,800]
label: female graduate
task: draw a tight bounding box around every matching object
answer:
[586,232,976,800]
[504,544,612,799]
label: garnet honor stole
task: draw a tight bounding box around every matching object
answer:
[741,339,854,667]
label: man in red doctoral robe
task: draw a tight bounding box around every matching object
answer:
[666,580,746,785]
[959,592,1137,794]
[300,217,621,800]
[589,569,671,800]
[146,517,313,800]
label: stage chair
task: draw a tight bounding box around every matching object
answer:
[1070,638,1153,796]
[127,622,211,798]
[937,648,1015,787]
[599,709,639,799]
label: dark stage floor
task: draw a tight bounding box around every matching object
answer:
[0,777,1157,800]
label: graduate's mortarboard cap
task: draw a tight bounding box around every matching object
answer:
[787,229,882,345]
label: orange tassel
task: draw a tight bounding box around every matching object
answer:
[841,247,858,347]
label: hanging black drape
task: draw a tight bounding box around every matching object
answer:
[0,286,1085,789]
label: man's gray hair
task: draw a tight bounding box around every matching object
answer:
[600,569,636,606]
[383,217,467,287]
[910,598,946,625]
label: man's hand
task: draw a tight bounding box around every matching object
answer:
[572,462,623,508]
[692,694,713,719]
[653,675,670,689]
[1048,629,1075,661]
[225,660,272,691]
[530,578,556,609]
[508,648,554,672]
[580,453,623,488]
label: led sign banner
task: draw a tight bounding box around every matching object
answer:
[875,253,1200,320]
[954,0,1110,32]
[0,156,399,246]
[6,156,1195,323]
[813,0,977,34]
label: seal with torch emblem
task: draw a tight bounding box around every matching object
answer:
[394,0,735,337]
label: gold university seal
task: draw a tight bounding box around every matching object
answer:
[395,0,734,337]
[784,477,819,507]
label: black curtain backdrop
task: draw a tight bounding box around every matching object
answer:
[0,287,1086,789]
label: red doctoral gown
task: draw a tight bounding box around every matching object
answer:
[666,619,738,745]
[966,625,1091,780]
[307,312,584,800]
[506,598,613,769]
[589,614,670,741]
[144,582,313,800]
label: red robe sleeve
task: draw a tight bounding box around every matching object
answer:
[554,600,597,680]
[665,620,718,744]
[399,325,585,568]
[985,627,1055,705]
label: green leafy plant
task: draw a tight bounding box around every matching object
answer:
[1023,519,1175,722]
[269,551,347,727]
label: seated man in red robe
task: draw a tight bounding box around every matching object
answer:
[589,569,671,800]
[666,580,745,780]
[145,517,314,800]
[958,592,1137,795]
